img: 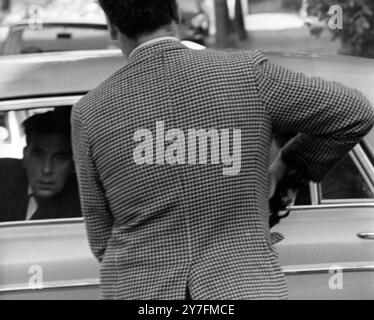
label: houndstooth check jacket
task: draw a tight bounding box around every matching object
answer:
[71,39,374,300]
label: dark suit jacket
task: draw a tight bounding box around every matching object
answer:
[0,158,81,222]
[72,40,374,299]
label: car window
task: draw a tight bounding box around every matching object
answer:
[294,184,311,206]
[270,135,312,206]
[271,134,374,207]
[0,105,82,223]
[0,108,54,158]
[320,153,374,202]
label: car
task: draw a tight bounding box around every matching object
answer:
[0,47,373,300]
[0,20,116,56]
[1,2,209,57]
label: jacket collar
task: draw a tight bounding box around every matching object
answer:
[127,37,186,64]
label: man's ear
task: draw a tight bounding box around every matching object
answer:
[106,16,119,41]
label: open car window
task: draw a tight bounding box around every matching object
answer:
[0,108,54,158]
[319,153,374,203]
[271,131,374,207]
[0,101,82,223]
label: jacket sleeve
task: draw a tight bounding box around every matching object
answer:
[253,51,374,182]
[71,105,113,263]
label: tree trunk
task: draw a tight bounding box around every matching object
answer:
[214,0,236,48]
[234,0,247,40]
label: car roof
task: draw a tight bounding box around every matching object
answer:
[0,42,205,101]
[1,49,373,100]
[0,49,125,101]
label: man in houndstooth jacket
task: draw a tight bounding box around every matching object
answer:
[71,0,374,300]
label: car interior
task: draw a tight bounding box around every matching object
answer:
[0,106,82,223]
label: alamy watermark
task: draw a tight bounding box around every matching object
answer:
[28,5,44,30]
[28,265,43,289]
[133,121,242,176]
[328,265,343,290]
[328,5,343,30]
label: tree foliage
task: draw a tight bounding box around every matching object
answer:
[308,0,374,58]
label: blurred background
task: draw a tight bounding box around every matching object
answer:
[0,0,373,58]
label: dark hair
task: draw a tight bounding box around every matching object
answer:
[98,0,180,39]
[23,108,72,147]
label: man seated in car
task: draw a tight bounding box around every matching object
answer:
[0,109,81,222]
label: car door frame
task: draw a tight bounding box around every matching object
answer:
[0,95,100,300]
[275,141,374,299]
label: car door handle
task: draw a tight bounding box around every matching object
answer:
[357,232,374,240]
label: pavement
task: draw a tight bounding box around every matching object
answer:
[245,13,305,31]
[210,12,340,56]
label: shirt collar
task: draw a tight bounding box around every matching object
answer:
[128,36,180,60]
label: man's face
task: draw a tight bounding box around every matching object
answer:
[23,133,73,198]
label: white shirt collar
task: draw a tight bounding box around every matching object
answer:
[26,186,37,220]
[128,36,180,60]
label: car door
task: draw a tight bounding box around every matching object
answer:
[0,219,100,300]
[2,96,373,300]
[274,140,374,299]
[0,96,100,300]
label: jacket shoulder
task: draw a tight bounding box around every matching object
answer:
[201,48,268,64]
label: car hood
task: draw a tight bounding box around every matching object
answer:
[0,42,204,101]
[0,49,125,100]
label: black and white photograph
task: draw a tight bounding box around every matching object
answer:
[0,0,374,303]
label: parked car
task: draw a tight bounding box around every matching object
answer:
[0,20,115,55]
[0,47,373,300]
[1,5,209,57]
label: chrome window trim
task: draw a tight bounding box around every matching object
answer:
[2,265,374,293]
[354,145,374,185]
[290,202,374,211]
[309,182,319,205]
[0,95,83,111]
[0,279,99,294]
[0,217,84,228]
[320,198,374,205]
[350,151,374,196]
[2,203,374,228]
[283,265,374,276]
